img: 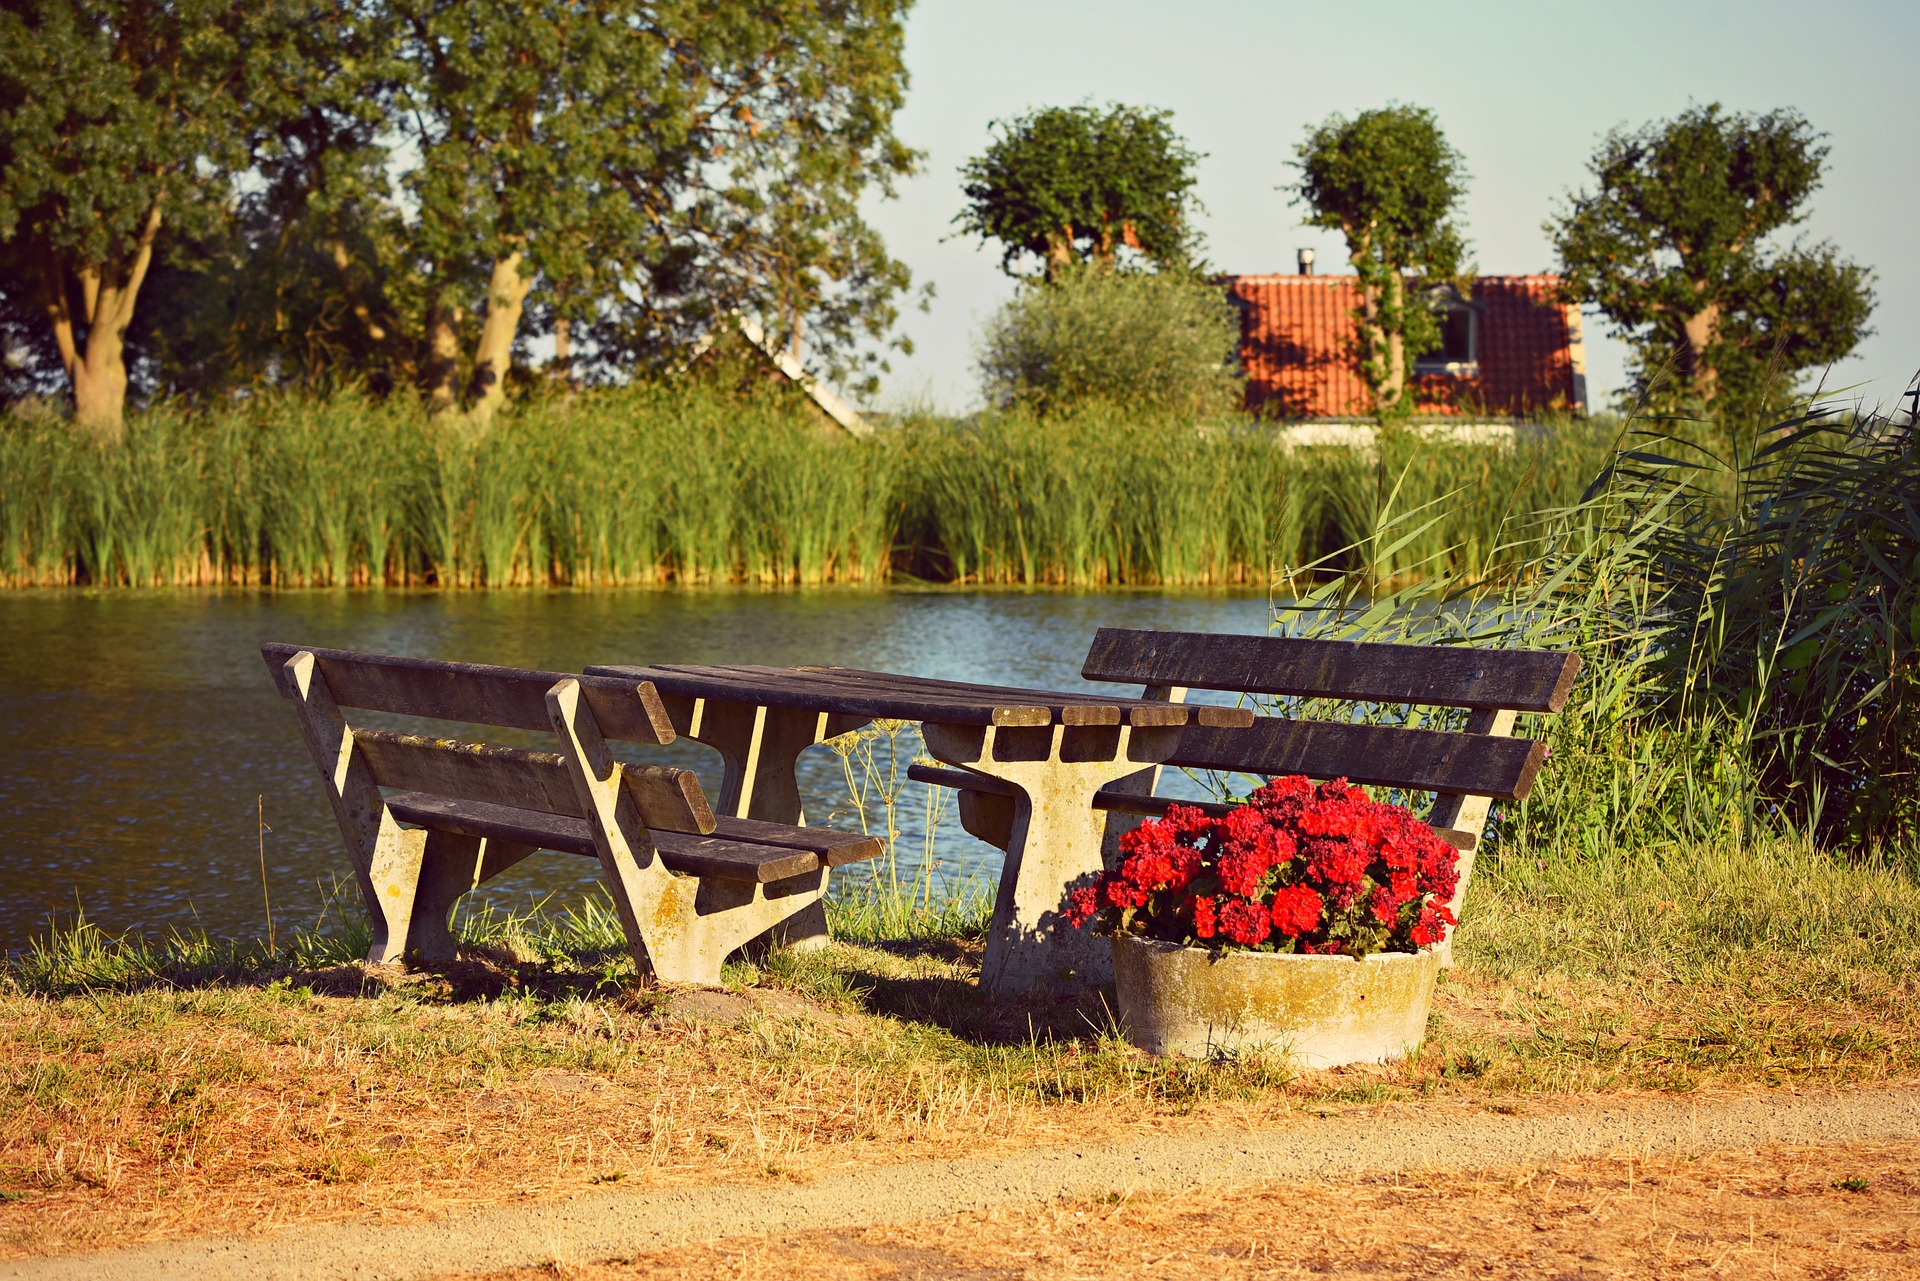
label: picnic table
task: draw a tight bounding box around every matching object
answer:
[583,662,1255,993]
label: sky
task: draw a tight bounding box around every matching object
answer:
[858,0,1919,415]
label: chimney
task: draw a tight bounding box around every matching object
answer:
[1296,248,1315,276]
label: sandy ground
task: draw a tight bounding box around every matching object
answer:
[469,1137,1920,1279]
[5,1084,1916,1281]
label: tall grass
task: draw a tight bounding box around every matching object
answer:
[0,387,1616,589]
[1261,378,1920,859]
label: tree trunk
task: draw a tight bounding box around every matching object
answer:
[466,251,532,429]
[1044,228,1074,282]
[1681,302,1721,401]
[423,302,462,414]
[1380,271,1408,413]
[42,206,162,446]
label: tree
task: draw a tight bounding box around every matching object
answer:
[301,0,920,430]
[976,265,1243,417]
[956,103,1202,280]
[1289,105,1469,421]
[1549,103,1874,419]
[0,0,319,440]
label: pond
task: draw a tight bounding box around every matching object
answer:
[0,588,1273,952]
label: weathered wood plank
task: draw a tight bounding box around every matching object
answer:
[261,642,675,743]
[621,763,716,835]
[587,662,1249,729]
[905,764,1478,850]
[352,730,586,816]
[1170,718,1547,800]
[1082,628,1583,713]
[592,663,1053,726]
[385,791,598,857]
[708,816,883,867]
[382,792,825,883]
[649,831,821,883]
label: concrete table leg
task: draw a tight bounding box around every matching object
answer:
[662,697,869,951]
[923,721,1180,996]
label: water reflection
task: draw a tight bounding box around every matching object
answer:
[0,588,1272,950]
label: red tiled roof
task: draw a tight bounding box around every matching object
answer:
[1225,274,1584,418]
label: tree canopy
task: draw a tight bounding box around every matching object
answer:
[1290,104,1470,422]
[956,103,1202,279]
[0,0,320,440]
[1,0,921,433]
[1549,103,1874,419]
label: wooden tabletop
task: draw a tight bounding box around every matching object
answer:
[584,663,1255,730]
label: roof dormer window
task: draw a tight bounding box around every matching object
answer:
[1414,290,1479,377]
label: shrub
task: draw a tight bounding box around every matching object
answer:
[974,266,1244,417]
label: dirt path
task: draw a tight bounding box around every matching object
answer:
[9,1086,1919,1281]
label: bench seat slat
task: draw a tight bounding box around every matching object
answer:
[1082,628,1582,714]
[707,816,884,867]
[382,792,841,883]
[263,642,676,744]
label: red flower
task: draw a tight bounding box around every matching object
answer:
[1191,894,1217,939]
[1409,901,1456,948]
[1269,883,1323,937]
[1062,774,1459,957]
[1217,897,1273,946]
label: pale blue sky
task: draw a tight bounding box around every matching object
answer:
[861,0,1918,414]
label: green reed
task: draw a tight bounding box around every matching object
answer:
[0,386,1616,589]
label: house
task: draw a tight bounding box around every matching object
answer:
[1224,268,1588,419]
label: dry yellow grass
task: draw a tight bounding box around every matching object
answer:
[3,921,1917,1263]
[462,1138,1920,1280]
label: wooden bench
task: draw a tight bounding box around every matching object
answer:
[262,643,882,984]
[910,627,1581,962]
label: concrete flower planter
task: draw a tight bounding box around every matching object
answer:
[1110,934,1441,1067]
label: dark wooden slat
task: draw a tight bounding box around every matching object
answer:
[386,792,598,857]
[908,762,1011,795]
[905,765,1478,851]
[588,663,1245,729]
[353,730,585,816]
[595,663,1052,726]
[622,763,716,835]
[650,831,820,883]
[708,816,883,867]
[262,643,675,744]
[381,793,823,883]
[1171,718,1547,800]
[1082,628,1583,714]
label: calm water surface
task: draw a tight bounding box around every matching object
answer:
[0,588,1271,950]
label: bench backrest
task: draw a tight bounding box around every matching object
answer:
[1081,627,1581,803]
[261,642,716,834]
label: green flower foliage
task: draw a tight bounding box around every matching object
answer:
[1548,103,1875,424]
[956,103,1203,279]
[1290,104,1471,423]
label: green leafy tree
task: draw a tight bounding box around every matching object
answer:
[282,0,921,429]
[1290,105,1469,422]
[1549,103,1874,420]
[0,0,320,440]
[976,265,1243,417]
[957,103,1202,280]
